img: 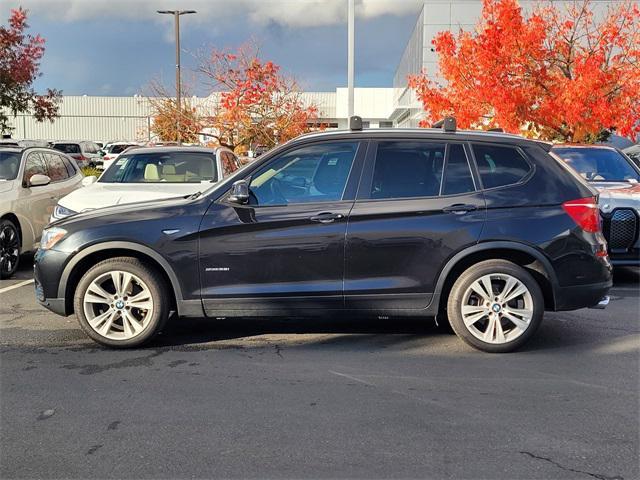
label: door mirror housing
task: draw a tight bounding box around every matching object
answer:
[82,175,97,187]
[29,174,51,187]
[228,180,250,205]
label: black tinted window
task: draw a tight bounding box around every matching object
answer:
[473,144,531,189]
[443,144,474,195]
[52,143,80,154]
[44,153,70,182]
[249,142,358,206]
[371,142,445,199]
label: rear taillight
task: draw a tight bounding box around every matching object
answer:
[562,197,601,233]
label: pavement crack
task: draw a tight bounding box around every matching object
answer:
[520,451,623,480]
[274,344,283,358]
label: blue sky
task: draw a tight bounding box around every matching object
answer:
[1,0,423,96]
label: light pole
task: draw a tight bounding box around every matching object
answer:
[347,0,354,119]
[157,9,196,144]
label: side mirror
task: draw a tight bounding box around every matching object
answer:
[228,180,250,205]
[29,174,51,187]
[82,176,97,187]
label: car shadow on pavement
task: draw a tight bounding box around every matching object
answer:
[151,314,452,351]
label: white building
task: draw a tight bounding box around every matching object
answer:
[5,0,630,140]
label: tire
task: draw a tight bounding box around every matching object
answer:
[73,257,170,348]
[0,219,20,279]
[446,259,544,353]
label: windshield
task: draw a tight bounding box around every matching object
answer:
[552,147,640,182]
[52,143,81,154]
[0,152,20,180]
[99,151,218,183]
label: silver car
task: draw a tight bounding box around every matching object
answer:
[552,145,640,267]
[0,147,83,278]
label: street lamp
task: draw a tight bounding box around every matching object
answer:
[157,9,196,144]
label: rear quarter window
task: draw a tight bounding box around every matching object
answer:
[472,144,532,189]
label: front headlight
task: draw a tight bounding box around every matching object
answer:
[52,204,77,220]
[40,227,67,250]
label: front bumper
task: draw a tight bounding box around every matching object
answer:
[33,248,72,316]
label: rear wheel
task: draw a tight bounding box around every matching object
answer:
[446,260,543,353]
[73,257,169,348]
[0,219,20,279]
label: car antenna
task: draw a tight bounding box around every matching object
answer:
[349,115,363,131]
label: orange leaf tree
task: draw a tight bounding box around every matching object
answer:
[147,80,204,144]
[199,44,318,151]
[408,0,640,142]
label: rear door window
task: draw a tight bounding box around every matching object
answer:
[370,141,445,199]
[472,144,531,189]
[43,152,70,182]
[60,155,77,176]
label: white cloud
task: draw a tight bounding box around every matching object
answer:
[3,0,422,27]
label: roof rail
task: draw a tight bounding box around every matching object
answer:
[432,116,456,132]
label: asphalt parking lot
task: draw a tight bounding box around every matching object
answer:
[1,256,638,479]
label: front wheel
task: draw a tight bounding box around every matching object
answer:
[446,260,544,353]
[0,219,20,279]
[73,257,169,348]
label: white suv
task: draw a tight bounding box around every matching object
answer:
[51,146,241,222]
[0,147,83,278]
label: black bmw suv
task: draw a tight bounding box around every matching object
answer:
[34,119,612,352]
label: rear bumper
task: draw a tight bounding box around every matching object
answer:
[554,279,613,311]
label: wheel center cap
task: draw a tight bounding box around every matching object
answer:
[115,300,125,310]
[492,303,502,313]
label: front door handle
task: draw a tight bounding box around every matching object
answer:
[442,204,478,215]
[310,212,344,224]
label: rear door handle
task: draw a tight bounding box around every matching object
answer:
[442,204,478,215]
[309,212,344,224]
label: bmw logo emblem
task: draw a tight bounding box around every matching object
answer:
[492,304,502,313]
[115,300,125,310]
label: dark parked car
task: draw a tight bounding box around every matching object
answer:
[35,119,612,352]
[50,141,103,169]
[552,145,640,266]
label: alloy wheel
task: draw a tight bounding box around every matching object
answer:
[460,273,534,344]
[82,270,154,340]
[0,224,20,276]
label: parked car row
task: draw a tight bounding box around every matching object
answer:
[0,143,242,278]
[31,118,619,353]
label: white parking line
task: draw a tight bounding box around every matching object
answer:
[0,279,35,294]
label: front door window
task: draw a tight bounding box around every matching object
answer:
[249,142,359,206]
